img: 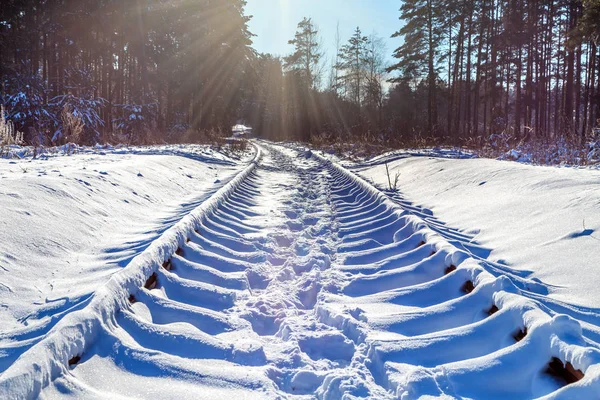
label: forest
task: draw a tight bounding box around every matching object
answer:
[1,1,600,158]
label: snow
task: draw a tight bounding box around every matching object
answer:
[2,142,600,399]
[232,124,252,133]
[351,153,600,309]
[232,124,253,137]
[0,144,260,399]
[311,149,600,398]
[0,144,248,333]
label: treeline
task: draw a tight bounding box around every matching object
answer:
[389,0,600,144]
[247,0,600,148]
[246,20,390,143]
[0,0,255,144]
[1,1,600,147]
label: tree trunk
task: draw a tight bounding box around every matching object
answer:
[515,45,523,141]
[426,0,438,136]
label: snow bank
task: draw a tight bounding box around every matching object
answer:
[0,145,260,398]
[0,145,248,331]
[353,153,600,310]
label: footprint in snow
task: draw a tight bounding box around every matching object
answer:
[76,179,91,187]
[297,332,355,362]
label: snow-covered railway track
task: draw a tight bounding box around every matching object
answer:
[1,142,600,399]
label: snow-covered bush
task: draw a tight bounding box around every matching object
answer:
[479,128,593,166]
[2,67,107,146]
[587,123,600,164]
[113,103,157,144]
[2,72,51,138]
[0,106,24,157]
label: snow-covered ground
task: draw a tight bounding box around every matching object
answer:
[0,144,249,333]
[2,141,600,399]
[351,152,600,309]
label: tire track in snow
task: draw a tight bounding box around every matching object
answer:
[2,142,600,399]
[0,144,270,399]
[239,144,391,398]
[1,143,372,399]
[309,149,600,399]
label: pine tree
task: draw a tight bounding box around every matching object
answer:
[363,34,388,129]
[0,0,256,144]
[388,0,444,136]
[574,0,600,132]
[284,17,322,90]
[337,27,369,111]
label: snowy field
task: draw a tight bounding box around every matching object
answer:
[1,141,600,399]
[351,152,600,309]
[0,144,249,333]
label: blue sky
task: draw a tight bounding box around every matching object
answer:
[245,0,403,66]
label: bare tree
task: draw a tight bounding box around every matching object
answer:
[329,22,343,95]
[364,33,388,129]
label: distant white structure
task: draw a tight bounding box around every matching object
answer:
[232,124,253,137]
